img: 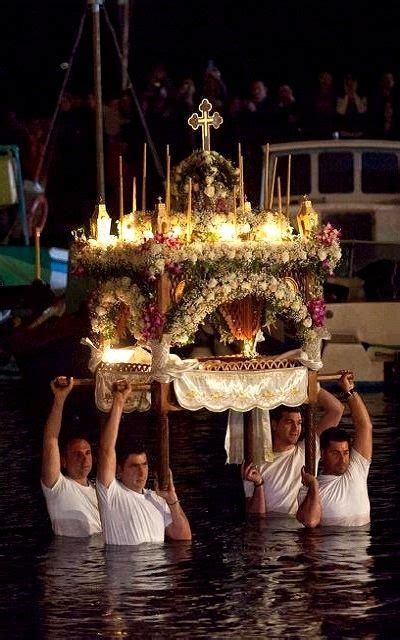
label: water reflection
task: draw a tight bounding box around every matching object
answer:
[34,518,377,639]
[1,383,398,638]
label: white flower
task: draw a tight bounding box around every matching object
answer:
[281,250,290,263]
[303,317,312,327]
[154,259,165,272]
[318,249,327,261]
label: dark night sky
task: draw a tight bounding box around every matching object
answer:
[1,0,400,114]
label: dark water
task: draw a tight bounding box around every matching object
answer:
[1,373,400,639]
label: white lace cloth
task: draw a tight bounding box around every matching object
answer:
[173,367,308,412]
[225,409,274,465]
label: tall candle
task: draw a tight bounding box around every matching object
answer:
[166,150,171,216]
[142,142,147,212]
[238,143,242,210]
[34,227,41,280]
[231,185,237,225]
[286,154,291,217]
[186,178,192,243]
[240,155,245,214]
[264,142,270,209]
[277,176,282,215]
[132,176,137,212]
[119,155,124,227]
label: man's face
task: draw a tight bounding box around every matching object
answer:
[321,440,350,475]
[119,453,148,493]
[62,439,92,482]
[272,411,302,447]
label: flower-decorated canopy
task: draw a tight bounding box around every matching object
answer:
[70,104,341,363]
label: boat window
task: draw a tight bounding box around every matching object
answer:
[274,154,311,196]
[318,152,354,193]
[361,152,400,193]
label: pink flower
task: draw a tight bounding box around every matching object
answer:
[141,302,166,340]
[315,223,341,247]
[307,298,326,327]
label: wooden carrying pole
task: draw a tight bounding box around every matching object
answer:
[152,273,172,490]
[304,370,318,475]
[243,411,254,464]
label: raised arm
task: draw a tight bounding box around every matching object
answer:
[242,462,266,517]
[296,466,321,528]
[315,387,344,435]
[339,372,372,460]
[156,470,192,541]
[41,377,74,488]
[97,384,132,488]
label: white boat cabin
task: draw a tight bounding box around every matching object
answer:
[261,140,400,383]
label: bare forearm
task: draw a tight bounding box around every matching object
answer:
[296,483,321,528]
[349,392,373,459]
[98,400,124,486]
[166,502,192,540]
[316,388,344,434]
[41,399,64,485]
[246,484,266,517]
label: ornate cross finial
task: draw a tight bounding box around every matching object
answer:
[188,98,223,151]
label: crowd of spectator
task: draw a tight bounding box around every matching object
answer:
[2,63,400,243]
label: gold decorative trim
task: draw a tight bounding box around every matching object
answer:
[199,357,303,372]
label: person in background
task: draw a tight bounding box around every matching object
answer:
[41,377,102,537]
[96,383,192,545]
[243,387,344,517]
[336,73,368,138]
[296,371,372,527]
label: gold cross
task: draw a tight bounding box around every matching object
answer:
[188,98,223,151]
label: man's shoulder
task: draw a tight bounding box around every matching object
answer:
[41,473,67,495]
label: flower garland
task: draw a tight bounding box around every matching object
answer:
[171,150,239,223]
[74,223,341,349]
[71,226,341,284]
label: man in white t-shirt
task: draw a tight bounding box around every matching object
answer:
[296,371,372,527]
[41,377,102,537]
[96,383,192,545]
[242,387,344,517]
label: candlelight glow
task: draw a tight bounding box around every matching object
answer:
[217,221,237,241]
[102,346,137,364]
[96,204,112,243]
[260,218,282,243]
[171,225,183,238]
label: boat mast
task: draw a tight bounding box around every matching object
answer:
[118,0,131,91]
[89,0,105,204]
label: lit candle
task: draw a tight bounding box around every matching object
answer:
[264,142,270,209]
[286,154,291,216]
[268,157,278,210]
[132,175,137,212]
[119,155,124,230]
[240,154,245,214]
[34,227,41,280]
[277,176,282,215]
[142,142,147,212]
[186,177,192,242]
[166,147,171,216]
[231,185,237,225]
[96,203,112,243]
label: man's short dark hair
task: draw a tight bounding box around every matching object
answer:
[60,434,92,456]
[270,405,303,423]
[116,441,148,467]
[320,427,351,451]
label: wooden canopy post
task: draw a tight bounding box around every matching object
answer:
[152,380,170,491]
[153,272,172,490]
[304,370,318,475]
[243,410,254,464]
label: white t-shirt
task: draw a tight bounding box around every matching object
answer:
[244,439,319,515]
[96,479,172,545]
[41,474,102,537]
[298,448,370,527]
